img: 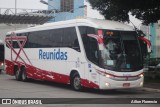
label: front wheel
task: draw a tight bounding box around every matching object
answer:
[71,74,82,91]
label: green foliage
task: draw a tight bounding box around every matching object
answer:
[88,0,160,25]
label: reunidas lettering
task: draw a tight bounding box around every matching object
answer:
[39,49,68,60]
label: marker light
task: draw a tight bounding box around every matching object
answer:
[106,31,114,36]
[106,74,111,78]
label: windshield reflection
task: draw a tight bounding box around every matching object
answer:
[101,31,143,72]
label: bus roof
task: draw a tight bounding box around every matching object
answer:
[7,18,134,34]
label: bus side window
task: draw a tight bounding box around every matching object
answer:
[63,27,80,51]
[12,41,19,48]
[79,26,99,65]
[82,36,99,65]
[89,37,99,64]
[0,44,4,61]
[51,29,63,47]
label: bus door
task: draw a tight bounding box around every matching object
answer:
[83,34,101,85]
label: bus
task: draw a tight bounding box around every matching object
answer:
[5,18,145,90]
[0,40,4,73]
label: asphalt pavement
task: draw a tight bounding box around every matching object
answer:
[0,70,160,107]
[144,83,160,89]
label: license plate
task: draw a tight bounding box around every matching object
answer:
[123,83,130,87]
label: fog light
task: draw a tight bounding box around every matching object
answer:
[105,83,110,87]
[140,82,143,86]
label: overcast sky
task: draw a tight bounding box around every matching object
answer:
[0,0,142,26]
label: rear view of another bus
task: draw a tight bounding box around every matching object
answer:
[0,40,4,73]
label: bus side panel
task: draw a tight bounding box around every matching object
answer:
[5,46,15,75]
[65,49,99,89]
[80,63,100,89]
[5,60,15,75]
[25,64,70,84]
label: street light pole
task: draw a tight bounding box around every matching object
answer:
[15,0,17,14]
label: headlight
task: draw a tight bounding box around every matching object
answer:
[1,63,3,66]
[106,74,111,78]
[139,74,144,78]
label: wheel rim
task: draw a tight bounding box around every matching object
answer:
[22,70,26,80]
[73,76,81,90]
[22,71,25,80]
[15,70,19,79]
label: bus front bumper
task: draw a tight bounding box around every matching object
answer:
[99,75,144,90]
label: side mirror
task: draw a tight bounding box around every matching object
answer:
[138,37,151,58]
[139,41,148,58]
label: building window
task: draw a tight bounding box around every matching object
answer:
[61,0,74,12]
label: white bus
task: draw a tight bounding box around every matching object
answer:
[5,18,144,90]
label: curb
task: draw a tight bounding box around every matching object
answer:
[139,87,160,93]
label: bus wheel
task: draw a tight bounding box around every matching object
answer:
[71,73,82,91]
[21,67,28,82]
[15,69,22,81]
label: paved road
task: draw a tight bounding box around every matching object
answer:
[0,71,160,107]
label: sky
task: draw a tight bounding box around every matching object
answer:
[0,0,142,27]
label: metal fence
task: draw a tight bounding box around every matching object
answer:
[0,8,55,16]
[0,8,55,24]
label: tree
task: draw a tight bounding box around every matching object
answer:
[88,0,160,25]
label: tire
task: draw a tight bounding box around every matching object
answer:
[71,73,82,91]
[15,69,22,81]
[21,67,28,82]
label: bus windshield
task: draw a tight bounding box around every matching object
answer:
[101,30,143,72]
[78,26,143,72]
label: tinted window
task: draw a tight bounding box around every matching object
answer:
[79,26,96,36]
[82,36,99,65]
[79,26,99,64]
[13,41,19,48]
[62,27,80,51]
[50,28,63,47]
[0,45,4,61]
[8,27,80,51]
[27,29,63,48]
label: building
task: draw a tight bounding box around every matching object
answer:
[48,0,86,22]
[150,20,160,58]
[0,7,52,42]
